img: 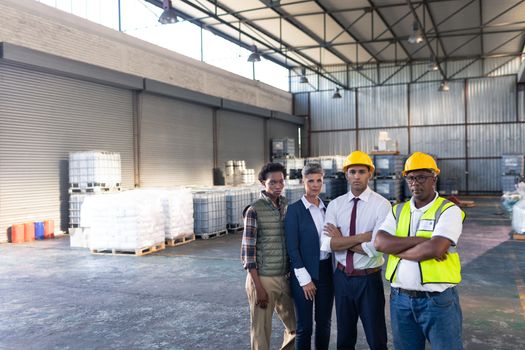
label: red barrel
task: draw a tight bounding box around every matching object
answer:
[11,224,25,243]
[24,222,35,241]
[44,220,54,239]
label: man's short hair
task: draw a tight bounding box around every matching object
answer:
[258,162,286,182]
[302,162,324,178]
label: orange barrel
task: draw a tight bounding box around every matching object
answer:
[24,222,35,241]
[11,224,25,243]
[44,219,54,239]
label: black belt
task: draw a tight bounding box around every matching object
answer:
[392,287,442,298]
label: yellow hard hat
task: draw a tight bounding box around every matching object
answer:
[342,151,375,173]
[403,152,440,176]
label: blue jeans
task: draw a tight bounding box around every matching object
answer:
[290,258,334,350]
[390,286,463,350]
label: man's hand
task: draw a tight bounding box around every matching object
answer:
[435,252,448,261]
[324,223,343,237]
[302,281,316,301]
[255,286,269,309]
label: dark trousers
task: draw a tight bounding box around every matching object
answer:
[290,258,334,350]
[334,269,387,350]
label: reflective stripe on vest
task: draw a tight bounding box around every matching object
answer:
[385,197,465,285]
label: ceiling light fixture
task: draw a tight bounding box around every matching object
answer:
[438,80,450,92]
[428,57,439,71]
[247,46,261,62]
[408,21,423,44]
[158,0,178,24]
[299,67,309,84]
[332,87,342,99]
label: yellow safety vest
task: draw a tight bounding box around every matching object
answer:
[384,197,465,285]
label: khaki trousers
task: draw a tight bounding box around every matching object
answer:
[245,274,296,350]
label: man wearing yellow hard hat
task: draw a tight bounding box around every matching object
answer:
[321,150,391,349]
[375,152,465,350]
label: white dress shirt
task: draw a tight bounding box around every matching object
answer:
[294,195,328,286]
[321,186,391,269]
[379,192,463,292]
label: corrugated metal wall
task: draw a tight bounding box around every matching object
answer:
[217,110,265,171]
[310,90,355,130]
[293,93,309,116]
[468,159,500,193]
[139,92,214,187]
[298,74,523,193]
[411,126,466,158]
[311,131,356,156]
[467,76,516,123]
[358,85,407,128]
[0,63,134,241]
[410,81,465,125]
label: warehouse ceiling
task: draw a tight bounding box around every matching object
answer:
[147,0,525,69]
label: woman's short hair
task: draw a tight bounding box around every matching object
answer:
[302,162,324,178]
[258,162,286,182]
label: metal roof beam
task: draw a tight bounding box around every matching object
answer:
[406,0,446,79]
[423,0,448,57]
[368,0,412,61]
[195,0,349,88]
[312,0,379,62]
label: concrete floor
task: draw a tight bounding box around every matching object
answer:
[0,196,524,349]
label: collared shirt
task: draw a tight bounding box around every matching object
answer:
[240,191,285,270]
[321,186,391,269]
[294,195,328,286]
[379,192,463,292]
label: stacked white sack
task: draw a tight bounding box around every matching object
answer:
[138,188,194,239]
[82,191,165,251]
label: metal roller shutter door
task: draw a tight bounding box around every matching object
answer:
[217,110,265,172]
[0,63,134,242]
[139,93,214,187]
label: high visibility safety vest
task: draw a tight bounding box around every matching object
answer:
[385,197,465,285]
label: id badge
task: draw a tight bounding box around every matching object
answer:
[419,219,435,231]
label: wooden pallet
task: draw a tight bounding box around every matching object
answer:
[512,233,525,241]
[165,234,195,247]
[227,224,243,233]
[90,242,165,256]
[196,230,228,240]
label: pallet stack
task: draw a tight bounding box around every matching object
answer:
[273,157,304,180]
[82,191,166,256]
[501,154,524,193]
[68,151,122,248]
[192,189,227,239]
[225,187,253,232]
[372,153,405,203]
[321,176,347,201]
[285,183,305,204]
[138,188,195,247]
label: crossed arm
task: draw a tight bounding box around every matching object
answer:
[374,230,452,261]
[324,223,371,254]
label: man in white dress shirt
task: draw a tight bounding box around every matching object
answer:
[321,150,390,350]
[374,152,464,350]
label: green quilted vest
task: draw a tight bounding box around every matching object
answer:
[252,193,289,276]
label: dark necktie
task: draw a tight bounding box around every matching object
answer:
[345,197,360,275]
